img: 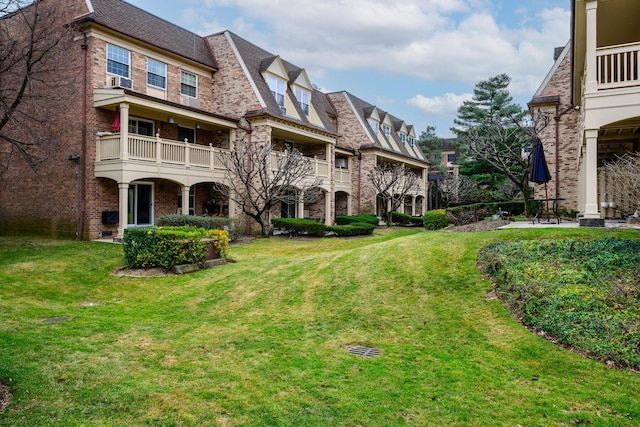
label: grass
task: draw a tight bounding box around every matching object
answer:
[0,227,639,426]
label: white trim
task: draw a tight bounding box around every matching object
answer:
[225,31,267,108]
[85,0,94,14]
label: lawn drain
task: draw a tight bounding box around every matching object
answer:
[41,317,71,323]
[346,345,381,357]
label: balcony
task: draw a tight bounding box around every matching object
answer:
[95,133,231,185]
[597,42,640,90]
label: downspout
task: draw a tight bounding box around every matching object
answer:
[357,149,362,214]
[77,32,88,240]
[240,118,252,235]
[554,102,561,200]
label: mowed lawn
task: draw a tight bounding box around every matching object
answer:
[0,227,639,426]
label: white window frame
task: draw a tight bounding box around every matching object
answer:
[147,58,167,89]
[180,70,198,98]
[382,124,391,138]
[267,75,286,109]
[106,44,130,78]
[368,119,379,136]
[294,87,310,115]
[128,117,155,136]
[400,133,406,144]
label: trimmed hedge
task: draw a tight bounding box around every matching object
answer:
[271,218,327,237]
[422,209,449,230]
[391,212,423,226]
[123,226,229,269]
[335,214,379,226]
[156,214,239,241]
[327,222,375,236]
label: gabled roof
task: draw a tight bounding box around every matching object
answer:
[335,91,427,163]
[76,0,217,69]
[224,31,337,134]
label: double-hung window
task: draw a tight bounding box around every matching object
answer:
[128,118,154,136]
[294,87,310,115]
[268,75,286,112]
[147,58,167,89]
[107,44,130,78]
[400,133,406,144]
[180,71,198,98]
[382,124,391,139]
[368,119,379,136]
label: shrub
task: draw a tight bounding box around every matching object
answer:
[335,214,379,226]
[422,209,449,230]
[390,212,423,226]
[156,214,239,241]
[123,226,229,269]
[271,218,327,237]
[327,222,375,236]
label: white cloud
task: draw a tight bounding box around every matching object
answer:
[407,93,473,117]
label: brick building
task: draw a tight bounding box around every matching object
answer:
[0,0,429,239]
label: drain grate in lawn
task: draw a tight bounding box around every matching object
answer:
[346,345,381,357]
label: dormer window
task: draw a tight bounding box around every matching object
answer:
[267,75,286,112]
[408,136,415,147]
[368,118,379,135]
[400,133,406,144]
[294,87,310,115]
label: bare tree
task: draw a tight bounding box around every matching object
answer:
[0,0,72,173]
[603,152,640,216]
[368,163,420,226]
[440,172,480,207]
[214,141,323,236]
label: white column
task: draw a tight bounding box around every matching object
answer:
[347,193,352,216]
[116,182,129,240]
[181,185,191,215]
[583,129,600,218]
[119,103,129,161]
[585,0,598,94]
[297,191,304,219]
[411,196,417,216]
[324,190,331,225]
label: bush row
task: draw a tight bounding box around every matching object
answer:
[391,212,424,227]
[422,209,449,230]
[335,214,379,226]
[123,226,229,269]
[271,217,375,237]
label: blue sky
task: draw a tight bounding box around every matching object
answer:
[126,0,571,138]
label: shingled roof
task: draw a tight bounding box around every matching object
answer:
[337,91,428,163]
[225,31,337,135]
[76,0,216,69]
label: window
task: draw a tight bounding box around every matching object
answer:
[147,58,167,89]
[128,118,154,136]
[181,71,198,98]
[368,119,379,135]
[107,44,130,78]
[267,75,286,111]
[294,87,310,115]
[400,133,406,144]
[408,136,415,147]
[447,153,457,164]
[382,124,391,138]
[178,126,195,143]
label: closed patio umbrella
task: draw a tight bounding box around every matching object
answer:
[529,138,552,213]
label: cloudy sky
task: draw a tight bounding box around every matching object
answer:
[126,0,571,137]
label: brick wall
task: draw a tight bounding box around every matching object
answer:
[531,46,581,213]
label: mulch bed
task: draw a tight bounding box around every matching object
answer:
[0,380,11,414]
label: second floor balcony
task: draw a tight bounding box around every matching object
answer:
[597,41,640,90]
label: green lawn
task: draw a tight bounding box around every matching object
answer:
[0,228,639,426]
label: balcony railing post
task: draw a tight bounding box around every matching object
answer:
[209,143,214,168]
[184,138,190,168]
[156,134,162,164]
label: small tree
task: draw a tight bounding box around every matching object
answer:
[0,0,73,173]
[368,163,420,226]
[440,173,481,207]
[417,125,444,170]
[603,152,640,215]
[214,141,323,236]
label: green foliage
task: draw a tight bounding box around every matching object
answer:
[417,125,444,170]
[327,222,375,236]
[156,214,240,241]
[335,214,379,226]
[271,218,327,237]
[390,211,423,226]
[479,237,640,370]
[422,209,449,230]
[123,226,229,269]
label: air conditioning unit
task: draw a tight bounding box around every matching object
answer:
[180,95,200,109]
[108,76,132,89]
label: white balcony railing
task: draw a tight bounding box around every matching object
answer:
[96,133,228,170]
[597,42,640,90]
[334,168,351,184]
[269,151,331,179]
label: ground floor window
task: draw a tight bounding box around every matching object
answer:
[128,182,154,225]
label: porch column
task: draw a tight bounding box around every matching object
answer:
[324,190,331,225]
[411,196,417,216]
[116,182,129,240]
[119,103,130,161]
[297,192,304,219]
[347,193,352,216]
[584,0,598,94]
[582,129,602,222]
[181,185,191,215]
[229,129,236,150]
